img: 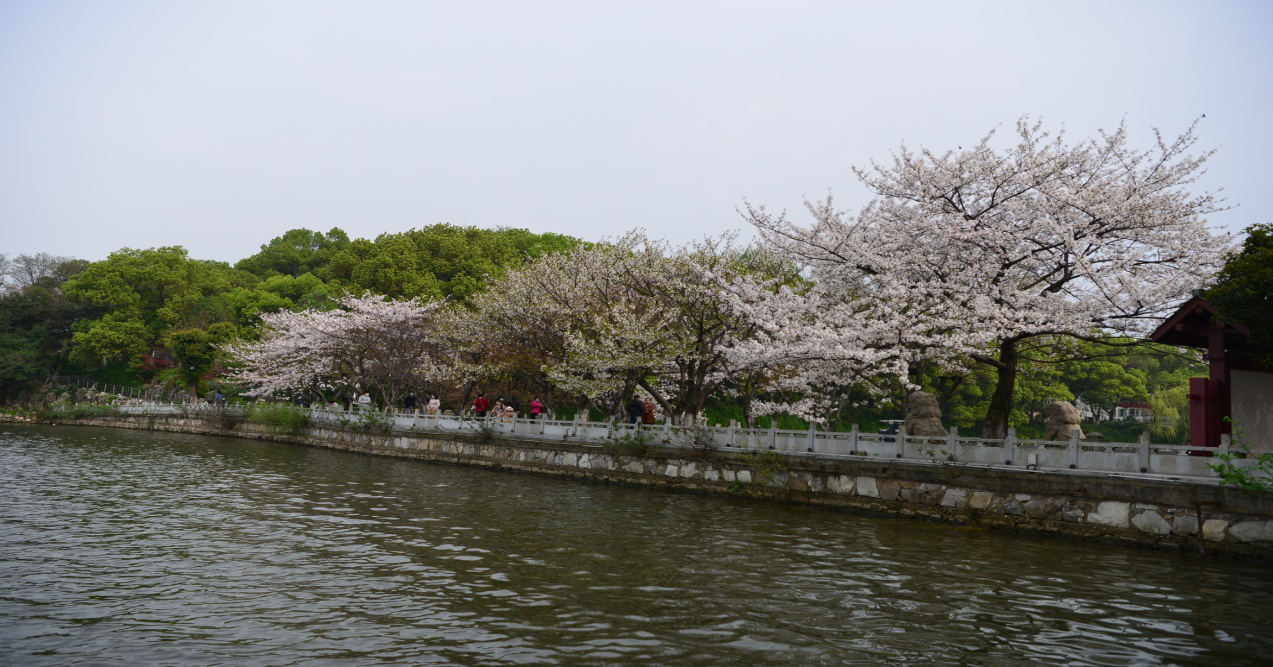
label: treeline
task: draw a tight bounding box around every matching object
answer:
[8,119,1269,442]
[0,224,577,403]
[218,231,1210,442]
[0,225,1215,441]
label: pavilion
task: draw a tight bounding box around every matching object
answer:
[1150,295,1273,453]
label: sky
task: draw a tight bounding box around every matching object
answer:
[1,0,1271,264]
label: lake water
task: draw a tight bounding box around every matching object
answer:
[2,425,1271,665]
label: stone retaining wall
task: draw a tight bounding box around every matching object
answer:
[55,415,1273,559]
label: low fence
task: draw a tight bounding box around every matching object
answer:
[115,402,1242,482]
[45,376,193,405]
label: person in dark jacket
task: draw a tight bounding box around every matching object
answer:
[627,396,645,424]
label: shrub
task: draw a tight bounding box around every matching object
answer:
[354,409,392,434]
[470,419,498,443]
[249,402,312,436]
[606,428,654,457]
[211,404,247,430]
[737,449,790,488]
[674,425,719,462]
[36,404,123,422]
[1210,419,1273,492]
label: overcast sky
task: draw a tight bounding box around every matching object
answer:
[1,0,1270,264]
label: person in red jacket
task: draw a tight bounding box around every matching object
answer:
[473,393,489,418]
[529,397,545,419]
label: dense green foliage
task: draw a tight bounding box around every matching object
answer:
[62,247,253,367]
[1,225,579,401]
[234,228,351,279]
[0,258,91,401]
[1210,418,1273,492]
[234,224,580,304]
[1208,222,1273,366]
[248,402,312,436]
[697,337,1201,441]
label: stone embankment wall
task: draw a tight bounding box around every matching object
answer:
[59,414,1273,559]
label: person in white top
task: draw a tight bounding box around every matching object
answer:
[427,395,441,415]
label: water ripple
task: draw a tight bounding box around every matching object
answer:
[2,424,1272,665]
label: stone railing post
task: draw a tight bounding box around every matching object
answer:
[769,422,778,450]
[1005,427,1017,466]
[1138,431,1151,473]
[727,419,736,447]
[849,423,859,455]
[1067,430,1080,469]
[807,423,816,453]
[947,427,959,461]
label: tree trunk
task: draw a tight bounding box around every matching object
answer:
[637,379,678,424]
[458,380,476,416]
[980,339,1019,440]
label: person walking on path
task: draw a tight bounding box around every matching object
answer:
[427,395,441,416]
[529,397,545,420]
[474,393,489,418]
[626,396,645,425]
[642,397,656,425]
[357,392,371,412]
[404,394,417,413]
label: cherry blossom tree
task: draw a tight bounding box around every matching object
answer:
[226,294,446,406]
[630,234,783,423]
[460,232,781,423]
[453,233,674,417]
[745,117,1231,437]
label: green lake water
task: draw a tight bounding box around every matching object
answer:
[2,425,1270,665]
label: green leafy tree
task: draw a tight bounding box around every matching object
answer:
[62,247,247,371]
[0,258,90,399]
[0,330,43,400]
[166,323,236,397]
[1147,384,1189,441]
[1208,222,1273,366]
[320,224,581,303]
[235,228,351,278]
[224,287,295,331]
[259,273,331,307]
[935,337,1158,434]
[1055,340,1149,421]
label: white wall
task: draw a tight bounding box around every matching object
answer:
[1231,369,1273,454]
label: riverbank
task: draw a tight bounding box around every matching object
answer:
[8,413,1273,559]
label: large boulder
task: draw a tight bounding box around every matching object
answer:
[903,391,949,437]
[1043,402,1084,441]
